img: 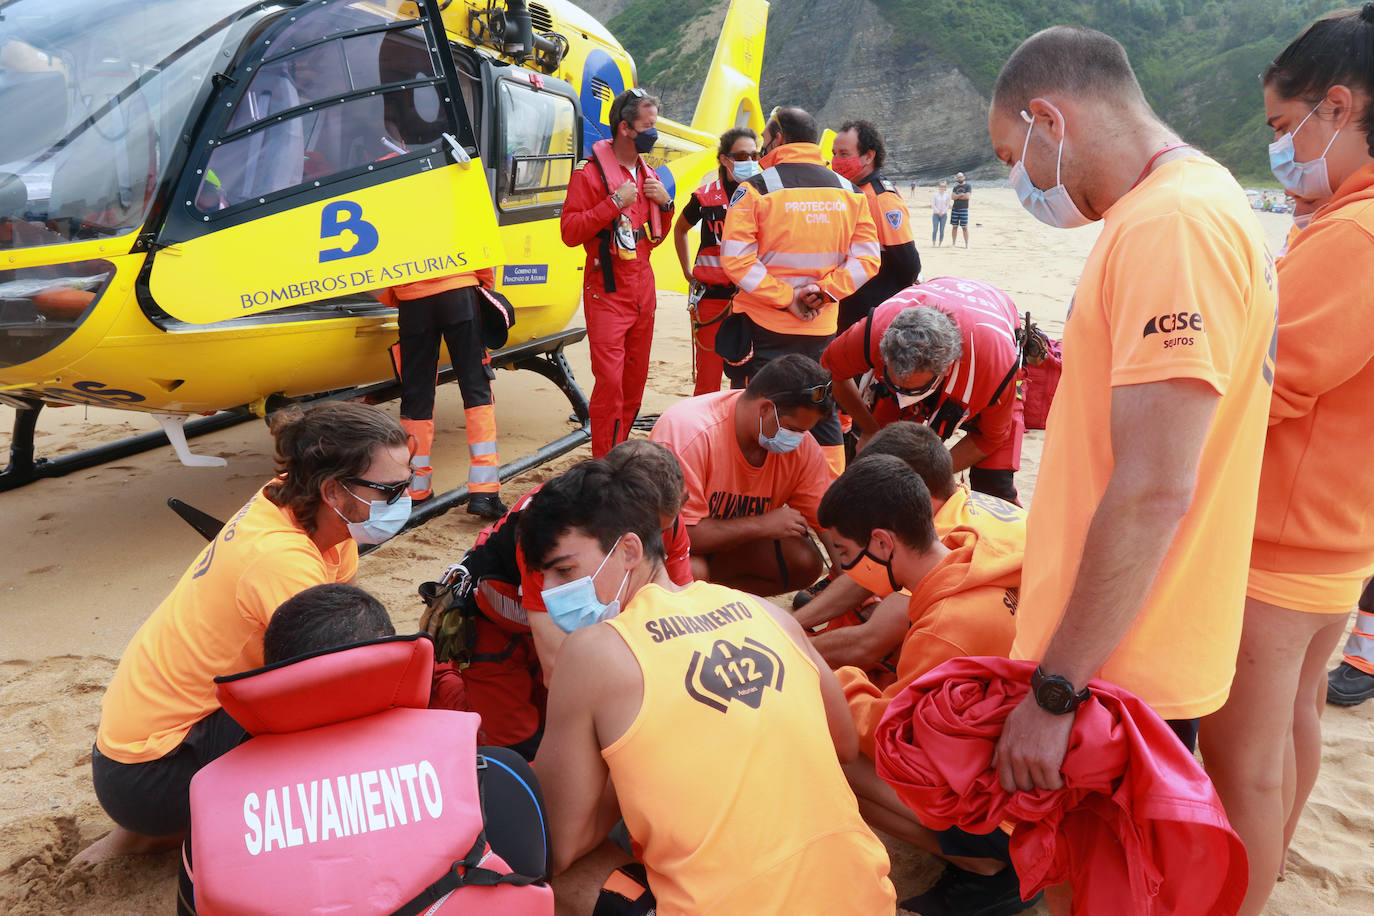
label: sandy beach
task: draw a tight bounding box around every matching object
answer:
[2,188,1369,914]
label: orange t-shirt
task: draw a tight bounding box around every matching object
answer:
[650,389,832,533]
[1251,161,1374,583]
[605,582,895,914]
[839,522,1023,758]
[97,487,358,763]
[1012,156,1278,719]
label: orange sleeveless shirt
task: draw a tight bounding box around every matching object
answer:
[604,581,895,914]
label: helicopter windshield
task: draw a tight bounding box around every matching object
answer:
[0,0,271,251]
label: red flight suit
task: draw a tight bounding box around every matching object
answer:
[560,140,674,456]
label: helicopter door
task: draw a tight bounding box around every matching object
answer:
[484,63,581,224]
[147,0,502,324]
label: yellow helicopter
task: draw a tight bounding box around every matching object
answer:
[0,0,769,493]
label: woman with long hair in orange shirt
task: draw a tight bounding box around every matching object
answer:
[1201,8,1374,914]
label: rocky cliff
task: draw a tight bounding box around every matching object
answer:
[593,0,1038,180]
[591,0,1322,183]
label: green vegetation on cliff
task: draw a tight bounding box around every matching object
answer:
[872,0,1332,181]
[608,0,1340,182]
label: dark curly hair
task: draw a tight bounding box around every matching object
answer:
[264,402,409,534]
[839,119,886,170]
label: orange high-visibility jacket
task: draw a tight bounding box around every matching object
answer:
[721,143,880,336]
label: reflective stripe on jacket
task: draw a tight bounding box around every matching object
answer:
[721,143,880,336]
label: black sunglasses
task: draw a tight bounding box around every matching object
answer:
[773,381,833,405]
[612,87,648,129]
[883,368,943,399]
[726,151,761,161]
[346,473,413,505]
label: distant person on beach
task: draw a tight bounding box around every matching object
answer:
[78,402,411,864]
[830,119,922,333]
[650,354,838,596]
[521,457,896,913]
[950,171,972,247]
[982,24,1276,916]
[931,180,952,245]
[1203,8,1374,914]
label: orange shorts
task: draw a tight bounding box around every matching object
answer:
[1246,565,1372,615]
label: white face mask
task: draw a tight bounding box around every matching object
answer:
[1009,112,1092,229]
[759,403,806,453]
[332,487,412,544]
[732,159,762,182]
[1269,103,1339,199]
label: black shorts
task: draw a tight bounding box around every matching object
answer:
[92,708,248,837]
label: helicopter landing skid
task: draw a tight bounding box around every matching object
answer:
[0,328,593,494]
[0,399,256,493]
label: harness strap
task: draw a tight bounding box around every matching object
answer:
[468,632,526,665]
[985,353,1023,413]
[862,311,877,370]
[691,301,733,332]
[389,830,543,916]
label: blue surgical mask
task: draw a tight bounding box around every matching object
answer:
[633,126,658,155]
[759,403,806,454]
[732,159,761,182]
[541,536,631,633]
[333,488,411,545]
[1010,113,1092,229]
[1269,104,1339,199]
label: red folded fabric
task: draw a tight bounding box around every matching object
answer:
[874,656,1247,916]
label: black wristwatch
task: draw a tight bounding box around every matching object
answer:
[1031,666,1091,715]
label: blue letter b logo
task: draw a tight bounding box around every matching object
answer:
[319,200,379,263]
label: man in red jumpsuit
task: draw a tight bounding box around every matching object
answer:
[560,89,675,456]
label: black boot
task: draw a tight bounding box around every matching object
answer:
[1327,661,1374,706]
[466,493,509,520]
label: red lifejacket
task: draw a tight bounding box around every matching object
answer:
[589,138,664,242]
[690,178,732,287]
[189,635,553,916]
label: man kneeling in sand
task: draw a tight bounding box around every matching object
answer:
[800,421,1028,673]
[522,456,895,913]
[650,353,839,594]
[818,454,1037,916]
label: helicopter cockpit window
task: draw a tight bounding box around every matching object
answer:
[0,0,254,250]
[200,7,451,212]
[496,80,576,211]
